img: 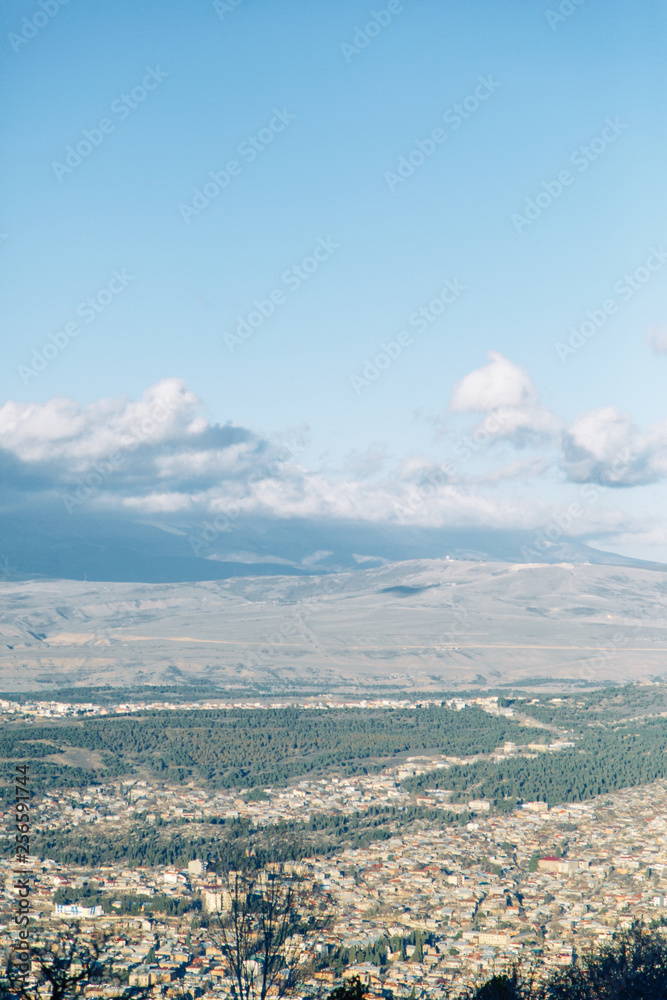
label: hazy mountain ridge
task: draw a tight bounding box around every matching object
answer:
[1,559,666,693]
[0,510,664,584]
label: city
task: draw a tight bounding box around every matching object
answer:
[3,695,667,996]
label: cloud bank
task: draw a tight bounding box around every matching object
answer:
[0,360,665,556]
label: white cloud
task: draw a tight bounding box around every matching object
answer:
[0,378,202,465]
[449,352,562,443]
[450,351,537,411]
[473,456,550,484]
[648,328,667,355]
[123,492,194,513]
[395,454,442,482]
[592,524,667,564]
[561,406,667,486]
[342,445,390,480]
[487,404,562,442]
[0,374,664,559]
[0,379,272,497]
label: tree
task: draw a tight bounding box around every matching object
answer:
[328,978,365,1000]
[210,864,333,1000]
[458,923,667,1000]
[545,922,667,1000]
[0,922,150,1000]
[459,967,536,1000]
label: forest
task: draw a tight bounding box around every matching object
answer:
[510,682,667,729]
[0,703,527,789]
[36,803,471,868]
[404,715,667,806]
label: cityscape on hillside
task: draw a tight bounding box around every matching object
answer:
[3,686,667,996]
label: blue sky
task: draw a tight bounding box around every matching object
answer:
[2,0,667,563]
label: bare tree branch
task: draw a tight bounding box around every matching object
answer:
[210,864,333,1000]
[1,923,150,1000]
